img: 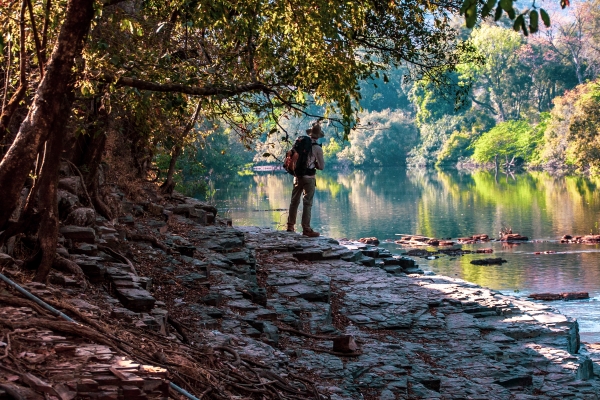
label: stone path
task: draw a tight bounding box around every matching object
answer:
[4,192,600,399]
[230,227,600,399]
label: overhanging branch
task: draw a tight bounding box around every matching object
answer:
[90,73,274,98]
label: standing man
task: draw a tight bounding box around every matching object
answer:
[286,122,325,237]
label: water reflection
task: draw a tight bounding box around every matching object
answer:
[211,168,600,341]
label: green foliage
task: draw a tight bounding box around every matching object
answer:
[337,109,418,167]
[540,81,600,171]
[471,120,539,163]
[195,130,255,178]
[436,131,473,165]
[459,0,556,36]
[322,138,344,165]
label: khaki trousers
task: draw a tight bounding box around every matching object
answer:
[287,176,316,231]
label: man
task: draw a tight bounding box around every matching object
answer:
[286,122,325,237]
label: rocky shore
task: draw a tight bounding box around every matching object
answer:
[1,188,600,399]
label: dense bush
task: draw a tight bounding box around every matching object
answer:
[471,120,542,164]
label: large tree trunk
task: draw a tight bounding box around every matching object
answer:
[32,132,62,282]
[0,0,94,229]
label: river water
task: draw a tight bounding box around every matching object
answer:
[208,168,600,342]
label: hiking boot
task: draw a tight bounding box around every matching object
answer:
[286,224,295,232]
[302,228,320,237]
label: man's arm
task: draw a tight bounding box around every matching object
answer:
[314,146,325,170]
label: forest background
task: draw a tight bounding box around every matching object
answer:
[173,0,600,189]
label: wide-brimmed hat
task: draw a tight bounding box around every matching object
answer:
[308,122,324,139]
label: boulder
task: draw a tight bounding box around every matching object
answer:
[528,292,589,301]
[332,335,358,353]
[0,252,14,267]
[470,258,507,265]
[146,203,164,216]
[58,176,82,195]
[359,237,380,245]
[65,208,96,227]
[501,233,528,241]
[57,189,80,219]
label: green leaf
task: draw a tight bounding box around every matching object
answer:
[540,8,551,27]
[465,3,477,28]
[500,0,512,12]
[481,0,497,18]
[460,0,476,15]
[0,35,4,56]
[494,5,503,21]
[529,10,539,33]
[513,14,523,31]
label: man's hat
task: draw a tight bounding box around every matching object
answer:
[308,122,324,139]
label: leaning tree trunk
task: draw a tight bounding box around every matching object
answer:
[0,0,94,230]
[159,101,202,196]
[160,145,181,196]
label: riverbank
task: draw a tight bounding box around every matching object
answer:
[1,190,600,399]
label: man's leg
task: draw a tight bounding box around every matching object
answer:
[300,177,316,232]
[287,177,303,230]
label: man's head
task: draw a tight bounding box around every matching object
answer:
[308,122,324,139]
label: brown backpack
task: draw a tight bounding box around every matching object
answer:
[283,136,314,177]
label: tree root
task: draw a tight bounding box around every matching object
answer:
[167,315,189,344]
[213,345,241,366]
[52,255,88,289]
[97,245,137,275]
[0,383,43,400]
[63,158,93,207]
[0,294,54,318]
[126,232,170,253]
[92,192,113,221]
[0,317,120,351]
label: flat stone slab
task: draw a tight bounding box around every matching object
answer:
[115,288,155,312]
[60,226,96,243]
[176,272,209,286]
[275,283,330,302]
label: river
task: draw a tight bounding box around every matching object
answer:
[207,168,600,342]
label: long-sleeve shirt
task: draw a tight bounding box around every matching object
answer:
[306,141,325,177]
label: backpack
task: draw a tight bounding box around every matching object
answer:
[283,136,315,177]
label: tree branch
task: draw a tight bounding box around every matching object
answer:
[0,0,28,143]
[26,0,44,78]
[91,73,274,98]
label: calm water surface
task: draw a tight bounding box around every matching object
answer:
[208,168,600,342]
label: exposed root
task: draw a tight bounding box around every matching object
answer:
[51,255,88,289]
[97,245,137,275]
[63,158,93,207]
[126,232,170,253]
[0,294,53,318]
